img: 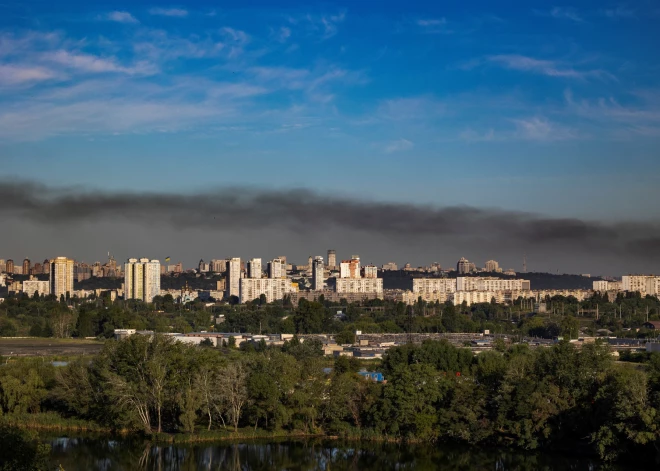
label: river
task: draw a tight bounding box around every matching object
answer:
[46,436,646,471]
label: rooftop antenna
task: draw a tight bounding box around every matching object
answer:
[523,254,527,273]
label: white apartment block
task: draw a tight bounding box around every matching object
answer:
[239,278,297,304]
[335,278,383,296]
[402,290,450,305]
[23,279,50,297]
[456,277,530,292]
[268,258,286,279]
[593,280,609,291]
[476,278,530,291]
[247,258,262,279]
[647,277,660,296]
[124,258,161,302]
[363,265,378,279]
[50,257,75,299]
[340,258,360,278]
[622,275,655,294]
[227,258,242,299]
[413,278,457,294]
[452,291,501,306]
[312,256,324,290]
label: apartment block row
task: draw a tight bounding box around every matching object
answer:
[412,277,531,294]
[594,275,660,296]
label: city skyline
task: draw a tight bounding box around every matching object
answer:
[1,0,659,275]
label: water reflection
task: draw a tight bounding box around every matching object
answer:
[49,437,633,471]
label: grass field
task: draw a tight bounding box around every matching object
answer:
[0,337,105,357]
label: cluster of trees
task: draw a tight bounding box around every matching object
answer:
[2,336,660,463]
[1,293,659,341]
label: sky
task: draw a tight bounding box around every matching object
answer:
[0,0,659,274]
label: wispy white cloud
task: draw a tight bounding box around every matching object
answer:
[459,128,496,142]
[602,5,636,18]
[148,7,188,18]
[378,96,445,120]
[416,18,451,34]
[0,64,58,85]
[512,117,579,141]
[486,54,615,80]
[43,50,156,75]
[385,138,414,153]
[288,11,346,40]
[104,11,139,24]
[549,7,583,22]
[564,88,660,123]
[272,26,291,43]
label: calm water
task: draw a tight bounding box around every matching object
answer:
[48,436,640,471]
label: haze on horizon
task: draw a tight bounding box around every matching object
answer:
[0,0,658,275]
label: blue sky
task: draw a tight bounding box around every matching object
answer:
[1,0,659,221]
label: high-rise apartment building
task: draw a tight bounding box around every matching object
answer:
[6,259,14,275]
[247,258,262,279]
[22,258,30,275]
[49,257,74,299]
[210,259,227,273]
[340,257,360,279]
[456,257,471,274]
[42,259,50,274]
[312,256,324,290]
[484,260,500,272]
[363,265,378,279]
[327,250,336,269]
[124,258,161,303]
[0,259,5,273]
[226,258,241,299]
[268,258,285,279]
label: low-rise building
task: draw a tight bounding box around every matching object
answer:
[22,277,50,297]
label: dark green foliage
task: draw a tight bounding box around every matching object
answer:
[0,424,51,471]
[3,333,660,464]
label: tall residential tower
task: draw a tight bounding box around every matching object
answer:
[124,258,161,302]
[49,257,74,299]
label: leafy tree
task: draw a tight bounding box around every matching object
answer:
[0,424,51,471]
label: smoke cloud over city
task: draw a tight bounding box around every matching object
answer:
[1,180,658,272]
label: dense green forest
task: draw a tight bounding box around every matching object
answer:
[1,291,659,340]
[1,336,660,465]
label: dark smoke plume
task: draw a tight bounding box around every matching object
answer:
[0,180,658,260]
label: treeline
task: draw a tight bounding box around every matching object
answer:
[1,336,660,463]
[1,293,659,340]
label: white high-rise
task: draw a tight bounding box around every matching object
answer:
[124,258,161,302]
[312,256,324,290]
[49,257,74,300]
[268,258,285,279]
[247,258,262,279]
[227,258,241,298]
